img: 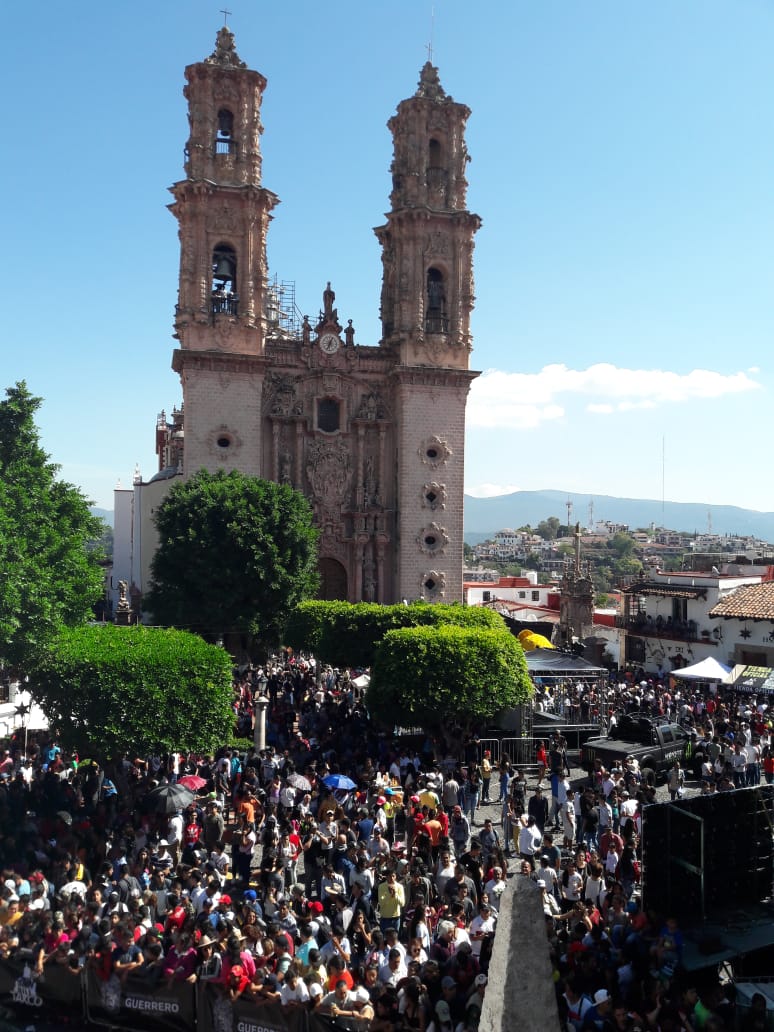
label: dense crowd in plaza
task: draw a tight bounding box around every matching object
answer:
[532,671,772,1031]
[0,659,772,1031]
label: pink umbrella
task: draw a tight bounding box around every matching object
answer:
[178,774,207,791]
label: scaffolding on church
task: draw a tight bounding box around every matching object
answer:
[264,276,303,340]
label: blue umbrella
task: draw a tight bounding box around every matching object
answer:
[322,774,357,791]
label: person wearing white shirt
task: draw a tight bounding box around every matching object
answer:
[378,948,408,986]
[469,903,497,957]
[484,869,506,912]
[280,971,310,1006]
[517,816,542,869]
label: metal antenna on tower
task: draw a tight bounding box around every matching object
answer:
[565,497,573,530]
[426,4,435,62]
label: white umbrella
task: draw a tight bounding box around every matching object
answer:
[352,674,370,689]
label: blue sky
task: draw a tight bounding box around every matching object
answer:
[1,1,772,516]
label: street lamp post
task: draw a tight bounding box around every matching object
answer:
[254,675,269,752]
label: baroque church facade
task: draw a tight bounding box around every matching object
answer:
[151,26,481,605]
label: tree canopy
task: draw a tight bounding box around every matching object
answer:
[146,469,319,654]
[0,383,104,672]
[284,600,506,669]
[31,624,234,760]
[368,624,532,730]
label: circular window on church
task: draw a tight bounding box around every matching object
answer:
[419,436,452,468]
[417,522,449,555]
[209,426,242,461]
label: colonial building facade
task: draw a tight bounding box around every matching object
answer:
[157,26,481,604]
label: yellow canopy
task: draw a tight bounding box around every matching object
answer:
[517,629,555,651]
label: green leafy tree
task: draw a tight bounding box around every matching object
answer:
[369,625,532,729]
[609,532,637,558]
[31,624,233,759]
[146,470,318,655]
[498,563,523,576]
[593,565,613,592]
[285,600,505,669]
[0,383,104,671]
[536,517,561,541]
[613,555,643,578]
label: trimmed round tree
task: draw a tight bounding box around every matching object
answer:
[146,469,319,655]
[31,624,234,760]
[369,624,532,730]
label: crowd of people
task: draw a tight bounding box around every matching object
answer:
[1,659,772,1031]
[0,661,504,1031]
[526,673,773,1031]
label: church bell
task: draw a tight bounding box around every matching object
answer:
[213,256,235,283]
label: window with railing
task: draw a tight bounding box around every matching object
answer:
[425,267,448,333]
[215,108,236,156]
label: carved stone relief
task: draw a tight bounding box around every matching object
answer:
[208,205,237,233]
[417,522,449,555]
[419,435,452,468]
[306,438,352,508]
[263,373,299,416]
[422,482,447,511]
[421,570,446,599]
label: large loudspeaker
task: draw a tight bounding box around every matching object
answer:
[641,786,774,923]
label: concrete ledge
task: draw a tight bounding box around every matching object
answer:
[480,876,560,1032]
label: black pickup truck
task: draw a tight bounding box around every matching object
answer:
[580,714,707,784]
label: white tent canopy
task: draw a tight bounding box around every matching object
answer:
[672,656,732,683]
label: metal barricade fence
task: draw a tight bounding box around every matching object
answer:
[479,736,544,772]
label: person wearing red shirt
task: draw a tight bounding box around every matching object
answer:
[536,741,547,786]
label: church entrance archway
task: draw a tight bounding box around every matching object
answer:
[317,557,348,601]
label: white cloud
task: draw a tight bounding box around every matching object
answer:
[466,482,521,498]
[467,363,761,429]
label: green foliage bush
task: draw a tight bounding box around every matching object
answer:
[284,600,506,668]
[369,624,532,729]
[32,624,234,760]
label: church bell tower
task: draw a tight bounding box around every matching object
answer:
[170,26,278,476]
[375,63,481,602]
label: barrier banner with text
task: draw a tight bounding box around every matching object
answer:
[0,956,82,1013]
[197,984,308,1032]
[85,969,196,1032]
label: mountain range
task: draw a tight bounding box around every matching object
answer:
[463,490,774,545]
[92,492,774,545]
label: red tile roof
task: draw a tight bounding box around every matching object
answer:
[710,582,774,621]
